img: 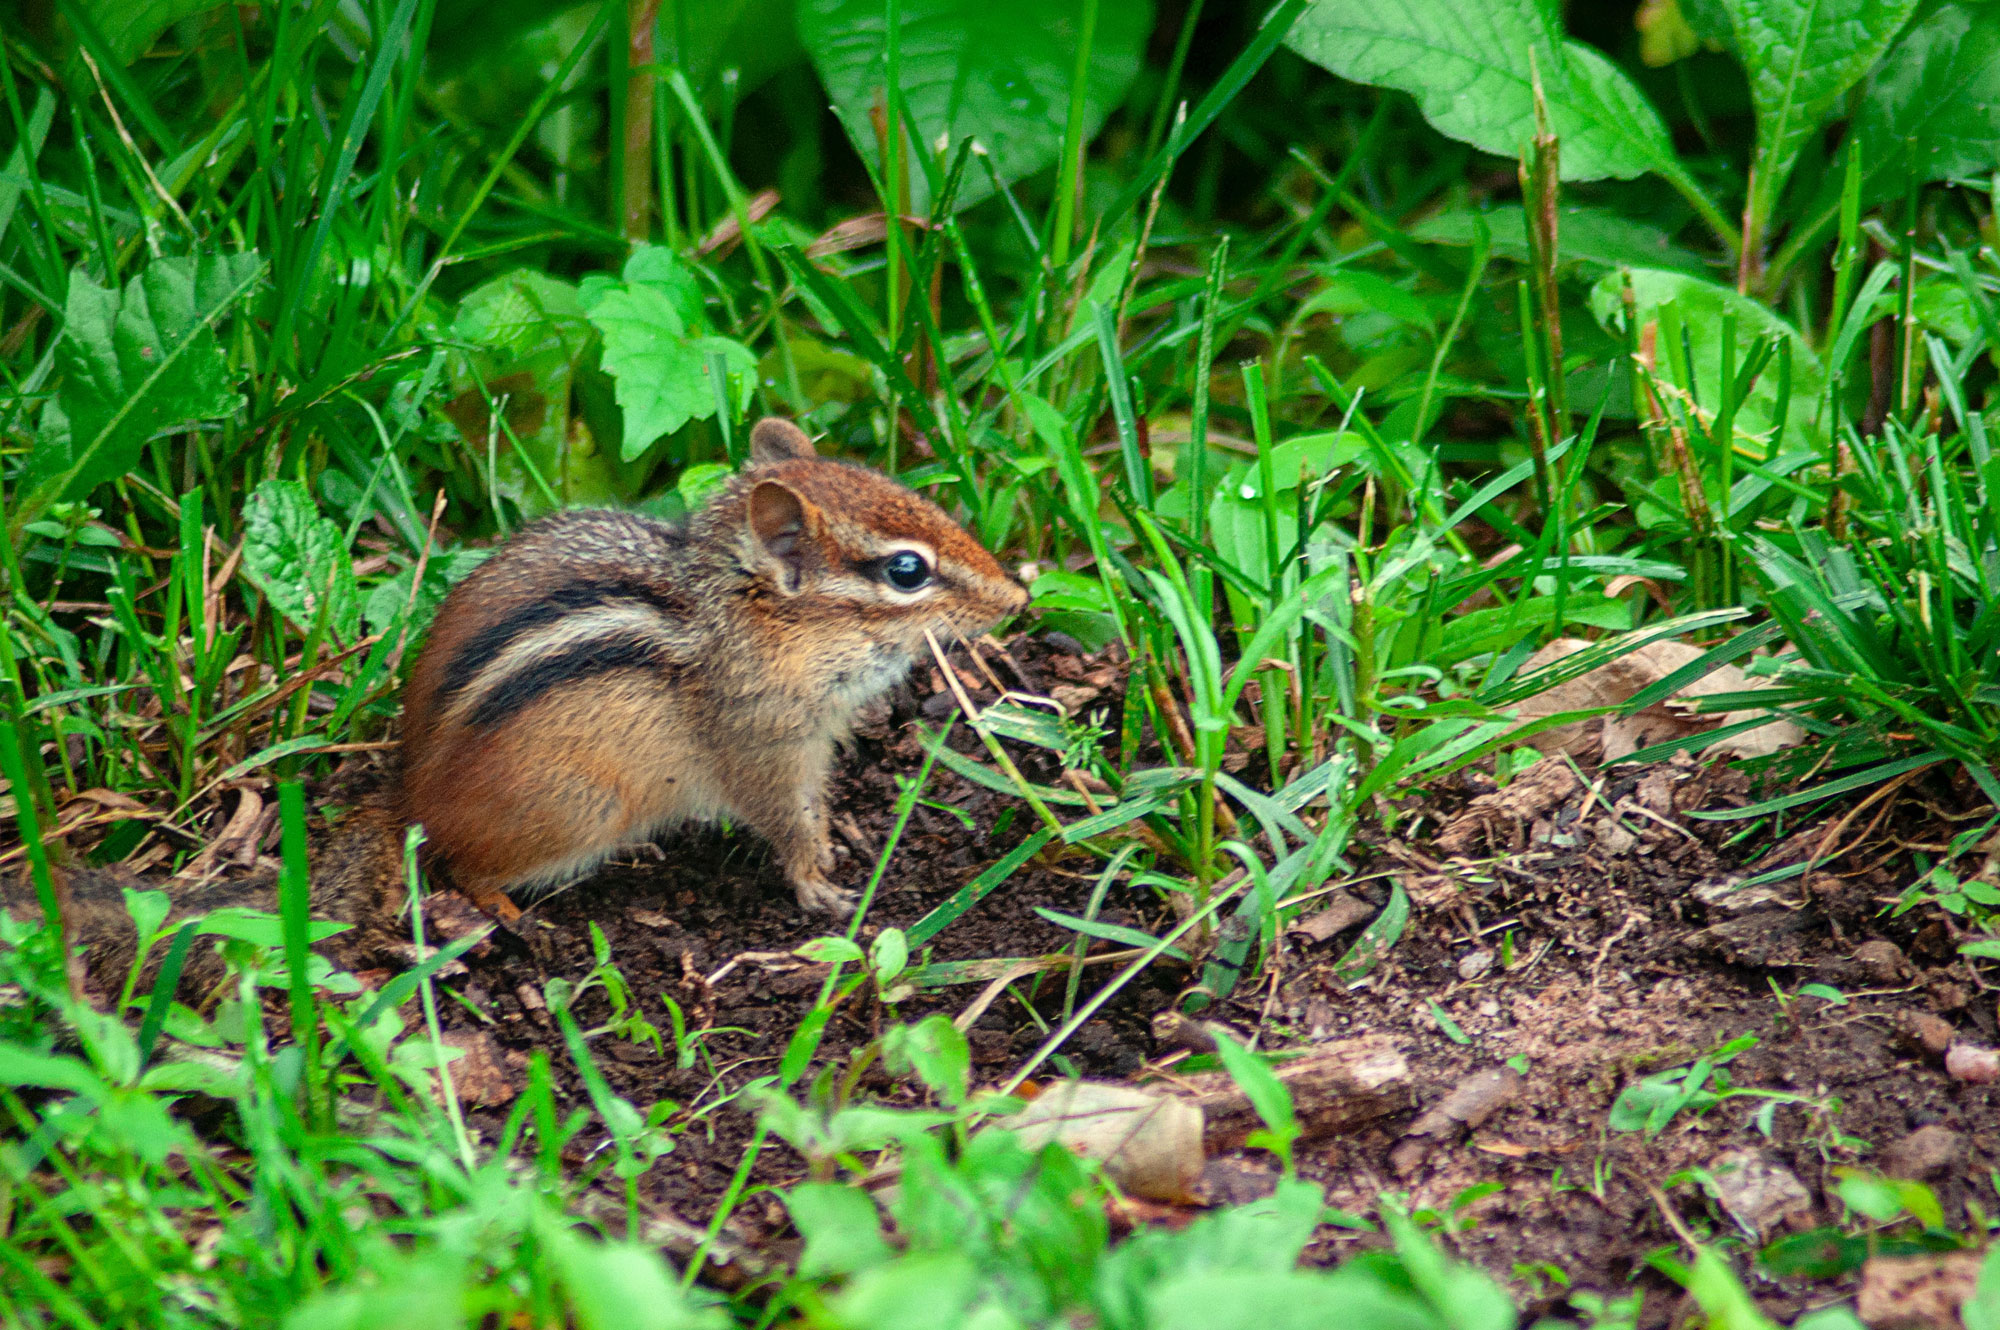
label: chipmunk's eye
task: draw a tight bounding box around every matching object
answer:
[881,550,932,592]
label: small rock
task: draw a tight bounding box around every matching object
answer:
[1434,1066,1522,1130]
[1040,630,1087,658]
[1633,769,1679,816]
[1594,817,1639,856]
[1855,939,1914,984]
[1880,1125,1965,1182]
[1704,1148,1813,1240]
[1945,1044,2000,1083]
[1048,683,1102,713]
[1000,1081,1205,1204]
[1458,949,1495,982]
[1899,1012,1957,1059]
[1856,1250,1984,1330]
[1200,1158,1279,1207]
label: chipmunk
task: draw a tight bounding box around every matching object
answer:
[44,417,1026,997]
[400,414,1028,918]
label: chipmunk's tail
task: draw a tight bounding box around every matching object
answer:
[21,792,416,1003]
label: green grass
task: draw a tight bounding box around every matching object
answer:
[5,0,2000,1324]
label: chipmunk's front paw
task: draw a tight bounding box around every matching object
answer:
[792,869,857,917]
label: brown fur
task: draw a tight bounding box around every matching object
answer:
[399,417,1027,917]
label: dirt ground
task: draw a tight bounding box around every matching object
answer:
[121,635,2000,1321]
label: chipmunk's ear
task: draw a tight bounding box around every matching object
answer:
[747,479,821,591]
[749,417,817,465]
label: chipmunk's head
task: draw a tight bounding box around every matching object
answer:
[714,417,1027,660]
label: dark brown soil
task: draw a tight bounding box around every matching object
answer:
[153,634,2000,1321]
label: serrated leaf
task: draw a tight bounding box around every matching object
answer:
[240,479,362,643]
[1722,0,1919,233]
[580,252,756,458]
[621,245,707,327]
[18,252,263,536]
[798,0,1153,212]
[1285,0,1683,183]
[454,267,591,364]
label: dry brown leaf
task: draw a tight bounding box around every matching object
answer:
[1514,638,1804,761]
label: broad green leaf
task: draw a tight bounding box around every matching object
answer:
[1722,0,1919,237]
[1412,204,1710,274]
[284,1253,467,1330]
[0,1044,105,1095]
[828,1252,979,1330]
[1589,267,1827,452]
[1147,1267,1465,1330]
[794,935,865,965]
[579,247,756,458]
[1843,4,2000,210]
[797,0,1153,212]
[240,479,362,643]
[1285,0,1683,183]
[17,252,263,537]
[1295,268,1436,333]
[1968,1245,2000,1330]
[786,1182,893,1278]
[880,1014,969,1106]
[448,267,629,516]
[121,888,171,943]
[869,927,910,984]
[675,462,735,514]
[455,268,592,365]
[543,1225,722,1330]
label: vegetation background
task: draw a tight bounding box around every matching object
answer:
[4,0,2000,1324]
